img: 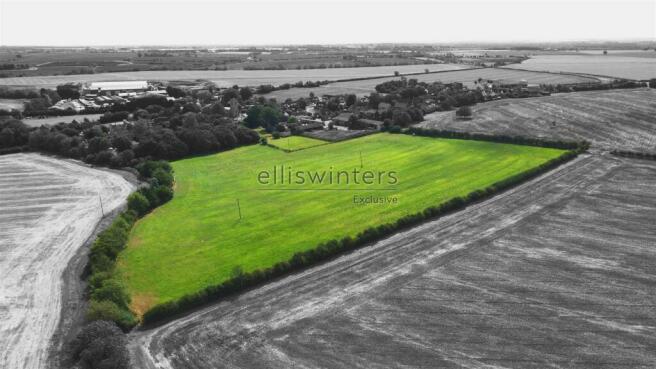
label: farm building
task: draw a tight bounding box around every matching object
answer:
[83,81,149,96]
[49,99,85,112]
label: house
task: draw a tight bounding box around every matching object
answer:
[83,81,149,96]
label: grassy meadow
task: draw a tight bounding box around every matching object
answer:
[266,135,328,151]
[118,133,565,314]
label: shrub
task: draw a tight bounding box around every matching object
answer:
[127,192,150,216]
[155,185,174,203]
[91,279,131,310]
[87,300,137,332]
[152,168,174,187]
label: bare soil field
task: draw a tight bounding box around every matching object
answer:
[0,64,463,89]
[0,153,134,369]
[505,54,656,80]
[264,68,600,100]
[129,153,656,368]
[418,88,656,152]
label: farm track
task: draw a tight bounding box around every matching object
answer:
[0,153,134,369]
[129,153,656,368]
[418,88,656,152]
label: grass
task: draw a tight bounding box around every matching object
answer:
[117,133,566,314]
[266,135,329,151]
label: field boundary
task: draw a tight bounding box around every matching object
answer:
[139,136,586,326]
[502,64,640,82]
[406,127,590,151]
[264,137,331,153]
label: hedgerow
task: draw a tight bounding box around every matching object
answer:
[406,126,590,151]
[86,160,175,331]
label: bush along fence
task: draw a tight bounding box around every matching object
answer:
[141,140,587,325]
[85,161,174,331]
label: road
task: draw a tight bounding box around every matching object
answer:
[129,153,656,368]
[0,153,134,369]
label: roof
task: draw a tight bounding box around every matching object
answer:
[87,81,148,91]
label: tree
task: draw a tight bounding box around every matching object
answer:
[221,88,240,104]
[166,85,186,98]
[79,334,130,369]
[71,320,123,359]
[456,105,473,118]
[239,87,253,101]
[56,83,80,99]
[111,135,132,152]
[196,90,213,105]
[345,94,357,106]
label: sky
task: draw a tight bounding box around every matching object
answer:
[0,0,654,46]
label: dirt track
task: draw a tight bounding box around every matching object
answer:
[129,153,656,368]
[417,88,656,152]
[0,153,134,369]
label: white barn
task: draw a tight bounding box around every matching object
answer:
[84,81,149,96]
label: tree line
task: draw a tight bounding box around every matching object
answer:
[1,94,259,167]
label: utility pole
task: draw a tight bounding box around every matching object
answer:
[98,194,105,217]
[236,199,242,220]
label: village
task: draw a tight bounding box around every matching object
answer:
[33,72,602,144]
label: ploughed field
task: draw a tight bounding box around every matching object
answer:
[263,68,600,100]
[0,63,464,88]
[0,154,133,369]
[418,88,656,152]
[130,153,656,369]
[117,134,564,314]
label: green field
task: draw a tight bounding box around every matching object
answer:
[266,135,328,151]
[118,133,565,314]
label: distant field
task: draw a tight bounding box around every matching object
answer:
[118,134,565,314]
[0,49,442,77]
[505,54,656,80]
[20,113,103,127]
[264,68,600,100]
[266,135,328,151]
[0,64,465,88]
[0,98,26,112]
[418,88,656,151]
